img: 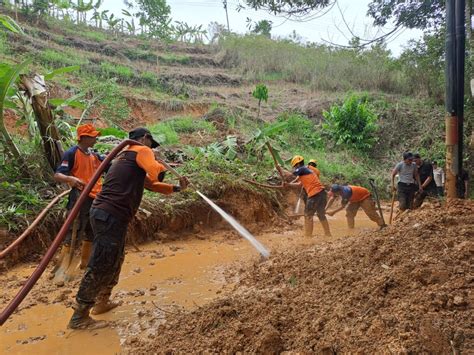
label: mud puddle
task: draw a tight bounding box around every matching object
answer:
[0,212,383,354]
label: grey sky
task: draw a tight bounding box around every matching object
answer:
[104,0,424,56]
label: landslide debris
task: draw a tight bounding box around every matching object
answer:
[131,200,473,353]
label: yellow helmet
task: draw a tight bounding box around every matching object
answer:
[291,155,304,167]
[309,159,317,165]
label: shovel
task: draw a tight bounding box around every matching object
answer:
[368,178,386,227]
[388,189,396,224]
[53,218,79,283]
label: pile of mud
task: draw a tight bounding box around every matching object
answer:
[131,200,473,353]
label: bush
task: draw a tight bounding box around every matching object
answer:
[84,78,131,124]
[139,71,159,87]
[147,123,179,145]
[275,112,322,149]
[322,93,378,151]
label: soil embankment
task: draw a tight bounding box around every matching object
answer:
[131,200,474,353]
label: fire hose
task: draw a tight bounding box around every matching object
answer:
[0,189,70,260]
[0,139,138,326]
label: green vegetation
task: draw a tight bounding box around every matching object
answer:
[167,116,216,133]
[252,83,268,119]
[96,127,127,138]
[220,35,406,93]
[147,122,179,145]
[99,62,134,82]
[83,78,131,124]
[323,93,378,151]
[147,116,216,145]
[159,54,191,65]
[0,181,43,231]
[39,49,89,67]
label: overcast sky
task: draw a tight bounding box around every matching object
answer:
[104,0,424,56]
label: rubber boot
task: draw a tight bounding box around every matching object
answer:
[321,219,332,237]
[91,299,122,315]
[68,303,108,330]
[304,216,313,238]
[79,241,93,270]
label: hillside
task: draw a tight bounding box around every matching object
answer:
[0,8,473,355]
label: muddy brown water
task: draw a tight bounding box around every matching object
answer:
[1,213,384,354]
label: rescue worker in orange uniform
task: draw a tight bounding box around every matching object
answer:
[54,124,104,270]
[68,127,188,330]
[307,159,320,178]
[285,155,331,238]
[326,184,385,229]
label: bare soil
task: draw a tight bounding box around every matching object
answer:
[130,199,474,353]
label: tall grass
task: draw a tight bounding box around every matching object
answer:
[219,35,407,93]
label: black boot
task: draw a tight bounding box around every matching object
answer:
[68,302,108,330]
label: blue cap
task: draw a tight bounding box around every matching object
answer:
[330,184,341,192]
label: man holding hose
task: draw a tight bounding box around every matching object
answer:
[68,127,189,329]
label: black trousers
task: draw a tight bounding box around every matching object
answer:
[76,208,128,306]
[397,182,416,211]
[413,187,437,208]
[64,189,94,245]
[305,190,328,221]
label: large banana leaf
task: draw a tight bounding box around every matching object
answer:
[0,15,25,35]
[0,59,31,164]
[44,65,80,80]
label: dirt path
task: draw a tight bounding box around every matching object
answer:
[0,213,381,354]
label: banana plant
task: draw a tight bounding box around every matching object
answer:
[245,121,288,164]
[0,14,25,34]
[105,13,120,34]
[122,9,135,35]
[0,59,32,169]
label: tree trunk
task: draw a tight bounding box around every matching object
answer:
[20,75,64,172]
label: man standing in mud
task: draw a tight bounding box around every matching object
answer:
[413,153,437,208]
[54,124,103,271]
[391,152,422,212]
[68,127,189,329]
[284,155,331,238]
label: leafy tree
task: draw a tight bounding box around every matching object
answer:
[251,19,272,38]
[252,83,268,119]
[399,29,445,101]
[367,0,444,30]
[242,0,330,16]
[134,0,172,39]
[322,93,378,151]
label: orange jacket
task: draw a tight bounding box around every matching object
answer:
[293,166,324,197]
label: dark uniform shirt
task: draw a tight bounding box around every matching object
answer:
[92,145,173,223]
[418,160,436,192]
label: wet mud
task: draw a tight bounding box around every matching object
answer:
[0,212,381,354]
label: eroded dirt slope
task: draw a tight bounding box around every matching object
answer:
[131,200,474,353]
